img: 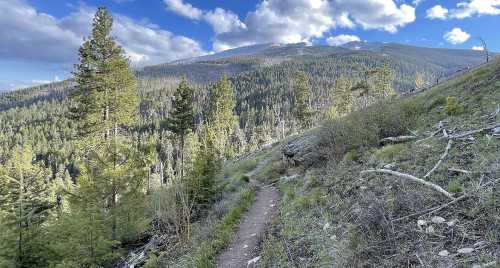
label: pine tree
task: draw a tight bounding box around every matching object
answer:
[0,145,53,267]
[374,63,397,98]
[65,8,145,264]
[293,71,314,129]
[329,76,353,119]
[206,75,238,159]
[167,78,195,178]
[70,7,138,142]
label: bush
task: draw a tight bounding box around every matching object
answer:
[448,180,462,193]
[374,144,405,161]
[445,96,463,115]
[240,174,250,183]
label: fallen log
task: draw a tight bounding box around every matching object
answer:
[380,135,417,145]
[424,139,453,179]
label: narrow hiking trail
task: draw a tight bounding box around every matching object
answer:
[216,157,281,268]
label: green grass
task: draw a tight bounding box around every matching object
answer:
[190,187,257,267]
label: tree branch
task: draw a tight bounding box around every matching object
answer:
[424,139,453,179]
[361,169,455,200]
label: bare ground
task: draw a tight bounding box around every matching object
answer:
[216,157,280,268]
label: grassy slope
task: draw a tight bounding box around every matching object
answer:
[253,59,500,267]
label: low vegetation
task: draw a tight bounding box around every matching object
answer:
[258,58,500,267]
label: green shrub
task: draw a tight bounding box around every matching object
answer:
[343,150,359,162]
[374,144,405,161]
[445,96,463,115]
[448,180,462,193]
[240,174,250,183]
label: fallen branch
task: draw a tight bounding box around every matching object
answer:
[380,135,417,145]
[416,129,442,144]
[448,167,471,174]
[449,123,500,139]
[424,139,453,179]
[361,169,455,200]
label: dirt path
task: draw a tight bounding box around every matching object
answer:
[216,158,280,268]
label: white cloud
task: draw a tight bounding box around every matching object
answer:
[165,0,416,51]
[426,0,500,20]
[426,5,449,19]
[472,45,485,51]
[0,0,206,67]
[163,0,203,19]
[444,27,471,44]
[204,8,247,34]
[326,34,361,46]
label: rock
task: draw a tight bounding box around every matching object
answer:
[447,219,458,227]
[431,216,446,224]
[492,127,500,135]
[425,225,435,234]
[457,248,474,254]
[438,250,450,257]
[323,222,331,231]
[383,163,397,170]
[330,235,337,240]
[247,256,261,267]
[282,133,321,167]
[417,219,427,226]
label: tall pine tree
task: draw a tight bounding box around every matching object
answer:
[65,8,145,265]
[167,77,195,178]
[206,75,238,159]
[293,71,314,129]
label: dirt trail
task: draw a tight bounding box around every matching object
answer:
[216,157,280,268]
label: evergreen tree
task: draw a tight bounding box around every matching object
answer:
[206,75,238,159]
[374,63,397,98]
[0,145,53,267]
[293,71,314,129]
[64,8,145,265]
[167,78,195,178]
[329,76,353,119]
[70,7,138,141]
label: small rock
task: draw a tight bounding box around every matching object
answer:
[457,248,474,254]
[425,225,435,234]
[431,216,446,224]
[323,222,331,231]
[447,219,458,227]
[383,163,397,170]
[492,127,500,135]
[247,256,261,267]
[438,250,449,257]
[417,219,427,226]
[243,244,248,249]
[330,235,337,240]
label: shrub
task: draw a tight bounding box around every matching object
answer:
[344,150,359,162]
[374,144,405,161]
[445,96,463,115]
[240,174,250,183]
[448,180,462,193]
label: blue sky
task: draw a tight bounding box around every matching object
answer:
[1,0,499,90]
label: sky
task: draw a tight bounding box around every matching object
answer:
[1,0,500,91]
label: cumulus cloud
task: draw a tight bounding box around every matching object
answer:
[426,1,500,20]
[326,34,361,46]
[444,28,471,44]
[0,0,206,67]
[163,0,203,20]
[426,5,449,19]
[472,45,485,51]
[165,0,416,51]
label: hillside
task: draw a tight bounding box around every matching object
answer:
[245,57,500,267]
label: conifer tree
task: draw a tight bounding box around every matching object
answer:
[167,78,195,178]
[0,145,53,267]
[66,7,144,262]
[293,71,314,129]
[206,75,238,159]
[329,76,353,119]
[70,7,138,141]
